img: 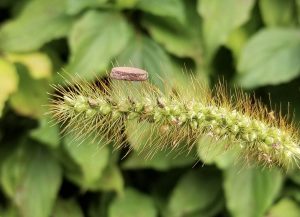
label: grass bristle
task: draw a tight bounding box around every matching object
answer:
[48,73,300,170]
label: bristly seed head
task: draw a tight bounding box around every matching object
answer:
[48,71,300,170]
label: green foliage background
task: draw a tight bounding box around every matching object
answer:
[0,0,300,216]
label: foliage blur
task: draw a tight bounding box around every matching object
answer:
[0,0,300,216]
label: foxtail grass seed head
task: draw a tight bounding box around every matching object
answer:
[48,67,300,170]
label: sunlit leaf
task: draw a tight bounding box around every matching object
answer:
[0,58,18,117]
[9,67,49,118]
[267,198,300,217]
[5,52,52,79]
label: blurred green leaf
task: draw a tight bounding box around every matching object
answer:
[267,198,300,217]
[88,193,114,217]
[226,26,251,60]
[30,116,60,148]
[66,0,108,15]
[67,10,133,80]
[224,166,283,217]
[5,52,52,79]
[0,58,18,117]
[197,136,239,169]
[108,188,157,217]
[259,0,296,27]
[114,0,138,9]
[51,199,84,217]
[116,35,175,87]
[123,148,195,171]
[198,0,255,60]
[0,205,19,217]
[284,186,300,203]
[63,133,110,189]
[0,139,62,217]
[9,67,49,118]
[166,169,222,217]
[136,0,185,23]
[297,0,300,23]
[98,164,124,195]
[123,119,196,170]
[237,28,300,88]
[142,0,203,61]
[288,170,300,185]
[185,198,224,217]
[0,0,73,52]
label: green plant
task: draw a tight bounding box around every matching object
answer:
[50,69,300,169]
[1,0,300,217]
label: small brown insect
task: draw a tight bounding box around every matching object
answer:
[110,67,148,81]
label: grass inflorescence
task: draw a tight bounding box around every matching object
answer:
[48,70,300,170]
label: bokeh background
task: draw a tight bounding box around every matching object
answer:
[1,0,300,216]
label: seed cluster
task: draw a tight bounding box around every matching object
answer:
[52,79,300,169]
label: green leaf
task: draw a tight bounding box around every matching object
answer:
[224,166,283,217]
[98,164,124,195]
[142,0,203,61]
[5,52,53,79]
[0,0,73,52]
[123,119,196,171]
[122,148,196,171]
[88,193,114,217]
[67,10,132,80]
[108,188,157,217]
[288,169,300,186]
[63,133,110,189]
[198,0,255,59]
[9,66,50,118]
[0,58,18,117]
[0,205,19,217]
[136,0,185,23]
[197,136,239,169]
[66,0,108,15]
[166,169,222,217]
[237,28,300,88]
[297,0,300,23]
[185,198,224,217]
[114,0,139,9]
[259,0,296,27]
[30,116,60,148]
[51,199,84,217]
[267,198,300,217]
[0,139,62,217]
[116,35,175,88]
